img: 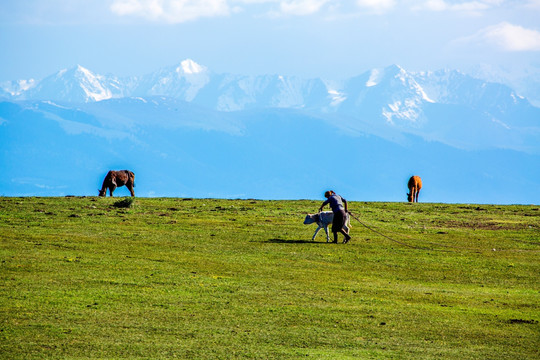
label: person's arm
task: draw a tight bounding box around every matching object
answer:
[342,197,348,212]
[319,199,329,212]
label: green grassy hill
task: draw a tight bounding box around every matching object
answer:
[1,197,538,359]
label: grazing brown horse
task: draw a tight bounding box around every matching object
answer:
[407,175,422,203]
[98,170,135,197]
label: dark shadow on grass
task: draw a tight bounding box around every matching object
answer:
[266,238,327,244]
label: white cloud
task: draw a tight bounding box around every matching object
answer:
[279,0,331,15]
[458,22,540,51]
[524,0,540,9]
[110,0,230,23]
[419,0,503,13]
[356,0,396,13]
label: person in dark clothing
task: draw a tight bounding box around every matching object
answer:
[319,190,352,243]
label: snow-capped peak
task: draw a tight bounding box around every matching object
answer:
[75,64,93,76]
[70,65,112,102]
[21,64,117,103]
[177,59,206,75]
[137,59,210,101]
[366,68,383,87]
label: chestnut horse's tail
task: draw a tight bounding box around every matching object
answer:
[128,170,136,187]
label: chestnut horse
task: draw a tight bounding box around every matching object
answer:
[407,175,422,203]
[98,170,135,197]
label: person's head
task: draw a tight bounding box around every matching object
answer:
[324,190,335,198]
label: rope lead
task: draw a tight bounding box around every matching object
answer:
[348,211,431,250]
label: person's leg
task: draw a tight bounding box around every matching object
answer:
[337,209,351,243]
[332,210,344,243]
[340,228,351,243]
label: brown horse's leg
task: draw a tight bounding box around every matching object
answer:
[127,184,135,197]
[109,185,116,197]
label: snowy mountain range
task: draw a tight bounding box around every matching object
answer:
[2,59,539,152]
[2,59,534,111]
[1,60,539,202]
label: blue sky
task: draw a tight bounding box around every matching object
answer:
[1,0,540,81]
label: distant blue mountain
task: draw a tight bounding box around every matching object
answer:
[1,96,538,204]
[1,60,539,203]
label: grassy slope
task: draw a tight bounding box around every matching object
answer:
[0,197,538,359]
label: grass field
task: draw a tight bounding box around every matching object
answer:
[1,197,539,359]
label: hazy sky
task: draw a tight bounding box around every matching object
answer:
[1,0,540,81]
